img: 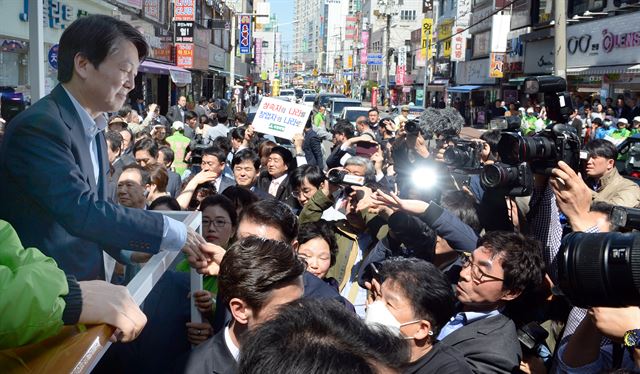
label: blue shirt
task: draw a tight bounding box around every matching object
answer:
[62,87,186,252]
[437,309,502,341]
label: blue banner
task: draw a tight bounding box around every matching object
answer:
[239,14,252,55]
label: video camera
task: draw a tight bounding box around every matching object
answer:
[557,206,640,308]
[326,169,365,187]
[189,134,209,166]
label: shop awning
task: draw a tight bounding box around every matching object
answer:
[139,60,192,85]
[209,67,245,79]
[567,64,640,76]
[447,85,482,93]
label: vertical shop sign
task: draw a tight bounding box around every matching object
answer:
[239,14,252,54]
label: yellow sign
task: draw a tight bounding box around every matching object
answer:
[348,55,353,69]
[489,53,505,78]
[438,20,453,58]
[421,19,433,61]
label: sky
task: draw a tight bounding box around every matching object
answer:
[270,0,295,59]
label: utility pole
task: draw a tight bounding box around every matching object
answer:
[230,11,236,89]
[554,0,567,78]
[384,13,391,105]
[28,0,44,101]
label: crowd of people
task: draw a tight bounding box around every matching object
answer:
[2,14,640,374]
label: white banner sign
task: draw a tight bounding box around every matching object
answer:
[252,98,313,140]
[490,14,511,53]
[451,27,467,62]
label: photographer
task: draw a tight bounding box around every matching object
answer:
[326,119,356,169]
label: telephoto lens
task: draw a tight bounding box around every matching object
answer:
[480,162,533,196]
[558,232,640,308]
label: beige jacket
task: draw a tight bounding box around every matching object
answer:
[592,167,640,207]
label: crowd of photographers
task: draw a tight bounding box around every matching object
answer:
[3,87,640,373]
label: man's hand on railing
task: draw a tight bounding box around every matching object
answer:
[185,242,227,275]
[77,281,147,343]
[181,228,209,271]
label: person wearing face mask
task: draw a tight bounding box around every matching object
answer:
[365,257,472,373]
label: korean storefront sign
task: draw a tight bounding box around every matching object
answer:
[421,19,434,60]
[176,43,194,69]
[239,14,252,55]
[174,0,195,22]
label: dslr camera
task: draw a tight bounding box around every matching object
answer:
[443,139,483,171]
[480,162,533,197]
[557,206,640,308]
[496,124,581,175]
[189,134,208,166]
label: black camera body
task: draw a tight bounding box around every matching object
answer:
[480,162,533,197]
[190,134,208,166]
[404,120,421,136]
[443,139,483,171]
[327,169,365,187]
[517,322,549,353]
[497,124,581,175]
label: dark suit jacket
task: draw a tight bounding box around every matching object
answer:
[180,328,237,374]
[256,170,298,209]
[0,84,164,280]
[326,143,355,169]
[166,104,185,124]
[440,313,522,374]
[167,170,182,197]
[303,129,325,167]
[218,175,236,194]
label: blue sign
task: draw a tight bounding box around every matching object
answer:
[367,53,383,65]
[48,44,59,70]
[238,14,252,55]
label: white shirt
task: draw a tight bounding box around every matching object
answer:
[269,174,287,196]
[224,325,240,361]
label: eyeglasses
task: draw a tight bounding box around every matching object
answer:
[202,218,230,228]
[291,190,313,199]
[459,253,504,283]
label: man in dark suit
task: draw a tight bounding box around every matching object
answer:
[436,231,545,373]
[256,145,298,208]
[167,95,187,124]
[201,147,235,194]
[180,236,305,373]
[0,15,206,281]
[231,149,271,199]
[326,120,356,169]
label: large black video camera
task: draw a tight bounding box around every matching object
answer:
[557,206,640,308]
[443,139,483,171]
[496,124,581,175]
[189,134,208,166]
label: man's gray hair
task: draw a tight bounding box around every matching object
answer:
[345,156,376,183]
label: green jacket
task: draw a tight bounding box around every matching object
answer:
[299,190,388,290]
[0,220,76,349]
[166,132,191,176]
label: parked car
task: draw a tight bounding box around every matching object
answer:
[389,105,425,120]
[340,107,373,127]
[314,93,346,109]
[294,88,304,100]
[301,94,317,107]
[279,89,296,102]
[327,98,362,128]
[303,89,316,95]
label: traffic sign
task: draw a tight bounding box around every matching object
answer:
[367,53,383,65]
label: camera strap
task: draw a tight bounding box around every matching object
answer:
[612,343,624,369]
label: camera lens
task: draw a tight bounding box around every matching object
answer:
[558,232,640,308]
[480,164,507,188]
[443,147,471,167]
[497,133,525,165]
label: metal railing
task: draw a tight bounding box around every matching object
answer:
[0,211,202,373]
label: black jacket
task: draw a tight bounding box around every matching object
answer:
[405,342,473,374]
[256,170,298,209]
[303,129,325,167]
[180,329,237,374]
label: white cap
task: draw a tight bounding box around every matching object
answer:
[172,121,184,130]
[526,107,534,114]
[618,118,629,125]
[634,116,640,123]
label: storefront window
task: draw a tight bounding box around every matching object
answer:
[0,40,28,87]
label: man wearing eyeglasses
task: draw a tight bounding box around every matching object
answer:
[436,231,545,373]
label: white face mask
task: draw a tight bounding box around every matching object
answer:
[364,300,425,339]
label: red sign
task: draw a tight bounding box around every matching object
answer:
[175,43,194,68]
[396,65,406,86]
[174,0,195,22]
